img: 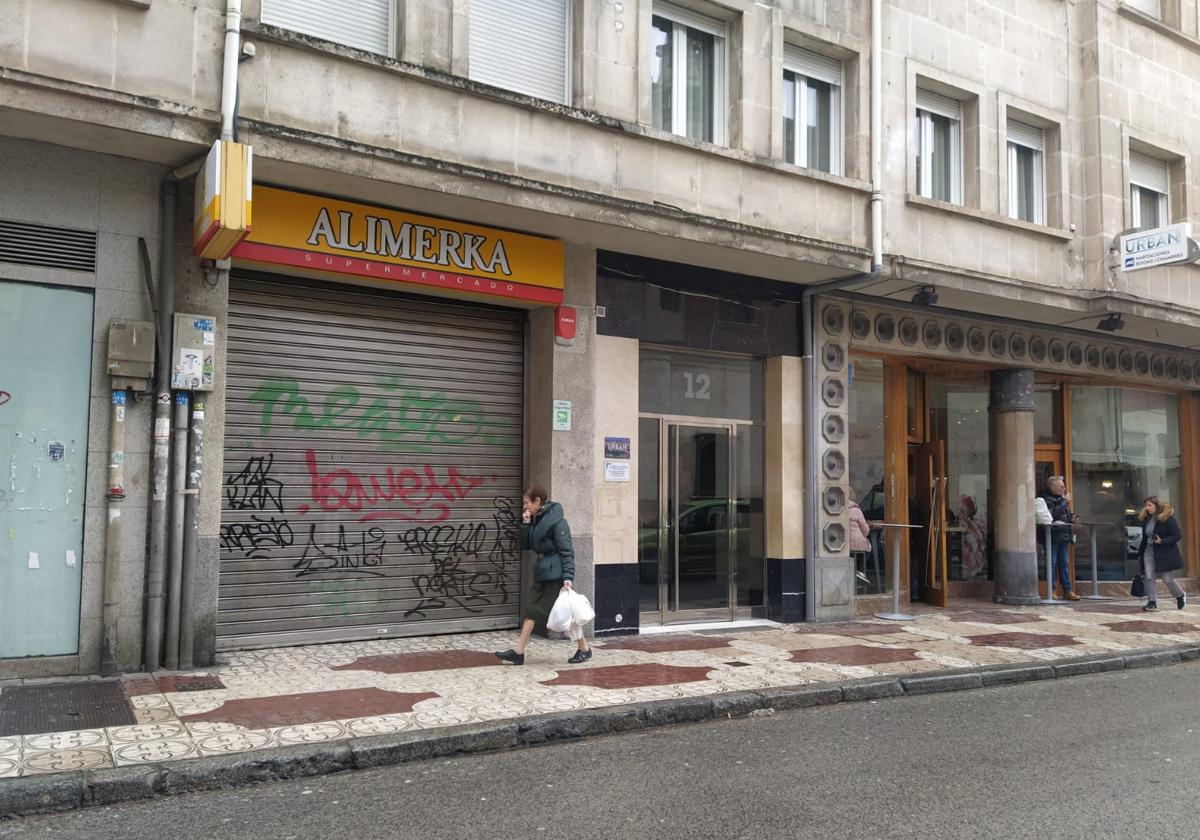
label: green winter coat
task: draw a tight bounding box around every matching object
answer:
[521,501,575,582]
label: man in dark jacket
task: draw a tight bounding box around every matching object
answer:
[1040,476,1080,600]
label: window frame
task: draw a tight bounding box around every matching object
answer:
[1007,120,1046,225]
[1129,150,1170,229]
[651,2,728,145]
[916,89,963,205]
[782,45,844,176]
[467,0,572,104]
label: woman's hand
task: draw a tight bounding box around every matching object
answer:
[562,580,573,591]
[1154,535,1163,544]
[521,510,532,524]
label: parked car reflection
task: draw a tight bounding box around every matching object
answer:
[639,499,748,585]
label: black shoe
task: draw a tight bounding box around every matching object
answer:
[494,649,525,665]
[1143,602,1158,612]
[1179,594,1187,610]
[567,648,592,665]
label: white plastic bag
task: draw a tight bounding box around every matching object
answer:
[547,590,595,637]
[547,590,574,633]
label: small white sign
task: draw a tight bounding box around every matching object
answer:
[552,400,572,432]
[604,460,631,482]
[66,550,77,568]
[28,552,39,569]
[1120,223,1192,271]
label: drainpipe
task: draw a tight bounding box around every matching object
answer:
[166,392,189,669]
[179,398,205,670]
[799,0,885,619]
[100,389,127,676]
[220,0,242,143]
[144,180,176,671]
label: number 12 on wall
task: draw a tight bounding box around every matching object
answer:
[682,372,711,400]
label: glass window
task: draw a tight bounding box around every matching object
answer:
[1007,121,1045,224]
[928,380,991,582]
[1131,184,1166,229]
[1034,385,1061,445]
[736,424,765,608]
[782,47,843,175]
[1125,0,1162,18]
[916,90,962,204]
[639,348,763,421]
[651,6,726,143]
[849,357,886,594]
[1070,387,1181,582]
[1129,150,1170,228]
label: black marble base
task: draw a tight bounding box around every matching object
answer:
[594,564,640,636]
[767,557,806,623]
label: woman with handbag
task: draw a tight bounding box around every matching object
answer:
[494,485,592,665]
[1137,496,1186,612]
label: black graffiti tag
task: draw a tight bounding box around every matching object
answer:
[220,515,295,558]
[400,522,491,617]
[225,454,285,513]
[293,523,387,578]
[487,497,520,604]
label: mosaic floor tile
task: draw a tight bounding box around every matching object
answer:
[0,756,19,778]
[1071,604,1148,615]
[943,610,1046,625]
[540,664,713,690]
[332,650,501,674]
[599,635,733,653]
[964,632,1082,650]
[195,730,278,755]
[789,645,921,666]
[21,748,111,775]
[112,739,197,766]
[345,715,419,737]
[274,722,349,745]
[108,722,188,744]
[182,688,439,730]
[794,621,909,637]
[23,730,106,752]
[0,736,18,757]
[1105,620,1200,635]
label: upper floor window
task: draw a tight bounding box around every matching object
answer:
[1124,0,1161,18]
[782,46,843,176]
[469,0,570,104]
[651,3,727,144]
[1007,120,1045,225]
[261,0,393,56]
[916,89,963,205]
[1129,151,1169,229]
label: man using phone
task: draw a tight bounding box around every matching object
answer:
[1041,476,1079,600]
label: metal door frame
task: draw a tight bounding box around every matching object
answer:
[640,413,756,627]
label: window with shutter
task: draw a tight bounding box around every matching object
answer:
[261,0,393,56]
[468,0,570,104]
[915,89,963,204]
[1129,150,1170,229]
[782,45,843,175]
[1007,121,1045,224]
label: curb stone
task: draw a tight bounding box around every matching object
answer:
[3,642,1200,819]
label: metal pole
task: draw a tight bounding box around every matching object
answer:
[179,397,205,670]
[875,525,917,621]
[100,389,127,676]
[145,179,176,671]
[1040,524,1066,605]
[165,391,189,669]
[1082,523,1112,601]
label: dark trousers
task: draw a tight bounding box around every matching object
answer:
[1052,539,1072,593]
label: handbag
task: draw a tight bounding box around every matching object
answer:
[1130,574,1146,598]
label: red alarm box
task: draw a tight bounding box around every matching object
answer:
[555,305,577,346]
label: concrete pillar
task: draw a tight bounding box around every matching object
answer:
[765,356,805,621]
[990,368,1039,605]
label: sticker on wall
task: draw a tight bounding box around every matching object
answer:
[28,552,39,569]
[66,550,76,568]
[47,441,64,462]
[552,400,572,432]
[203,331,215,346]
[604,437,631,459]
[604,460,631,482]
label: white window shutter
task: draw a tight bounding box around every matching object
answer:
[654,1,726,36]
[1129,150,1169,193]
[1008,120,1044,152]
[916,88,961,121]
[261,0,392,56]
[469,0,570,104]
[783,45,842,86]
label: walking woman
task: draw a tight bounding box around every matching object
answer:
[1138,496,1186,612]
[495,486,592,665]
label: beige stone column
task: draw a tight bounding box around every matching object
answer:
[765,356,804,620]
[990,368,1039,605]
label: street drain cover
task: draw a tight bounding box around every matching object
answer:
[0,680,135,736]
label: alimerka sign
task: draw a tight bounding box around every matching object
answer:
[231,187,564,304]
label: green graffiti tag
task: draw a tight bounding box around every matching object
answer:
[248,374,511,453]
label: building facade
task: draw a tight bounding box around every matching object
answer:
[1,0,1199,677]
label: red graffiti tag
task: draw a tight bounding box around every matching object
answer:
[303,449,487,523]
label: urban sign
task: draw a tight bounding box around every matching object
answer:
[1119,222,1194,271]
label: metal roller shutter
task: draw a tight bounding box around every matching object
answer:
[218,275,525,650]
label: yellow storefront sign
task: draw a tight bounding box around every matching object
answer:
[232,187,564,304]
[193,140,253,259]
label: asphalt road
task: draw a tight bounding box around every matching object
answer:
[5,663,1200,840]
